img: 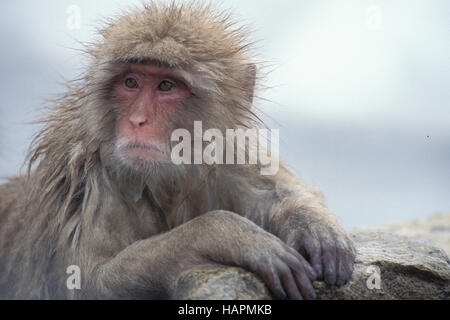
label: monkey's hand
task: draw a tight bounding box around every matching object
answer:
[197,211,318,300]
[275,212,356,287]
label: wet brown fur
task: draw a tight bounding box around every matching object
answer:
[0,1,354,299]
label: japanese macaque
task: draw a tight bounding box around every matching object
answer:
[0,2,355,300]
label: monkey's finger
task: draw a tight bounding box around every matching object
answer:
[346,257,355,283]
[277,262,303,300]
[335,244,350,286]
[281,251,317,298]
[303,236,323,280]
[283,249,316,281]
[292,268,316,300]
[341,245,356,284]
[257,264,286,299]
[321,238,337,285]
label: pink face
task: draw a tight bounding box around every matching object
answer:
[114,64,191,162]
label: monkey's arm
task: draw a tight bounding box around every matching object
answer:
[216,164,356,286]
[91,211,316,300]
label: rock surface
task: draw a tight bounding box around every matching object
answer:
[175,231,450,300]
[353,213,450,255]
[315,232,449,299]
[174,266,271,300]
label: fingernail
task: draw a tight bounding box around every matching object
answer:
[315,266,323,279]
[326,275,336,285]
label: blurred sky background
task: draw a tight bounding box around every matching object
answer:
[0,0,448,228]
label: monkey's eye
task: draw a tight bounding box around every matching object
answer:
[124,78,139,89]
[158,80,175,92]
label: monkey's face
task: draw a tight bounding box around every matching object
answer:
[113,64,191,166]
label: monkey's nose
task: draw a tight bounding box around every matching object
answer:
[131,119,149,128]
[129,113,150,128]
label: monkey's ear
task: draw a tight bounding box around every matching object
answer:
[243,64,256,104]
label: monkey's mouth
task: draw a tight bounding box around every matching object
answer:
[122,142,163,153]
[118,141,171,163]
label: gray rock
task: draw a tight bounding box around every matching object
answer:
[174,265,271,300]
[314,232,450,299]
[175,232,450,300]
[353,213,450,256]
